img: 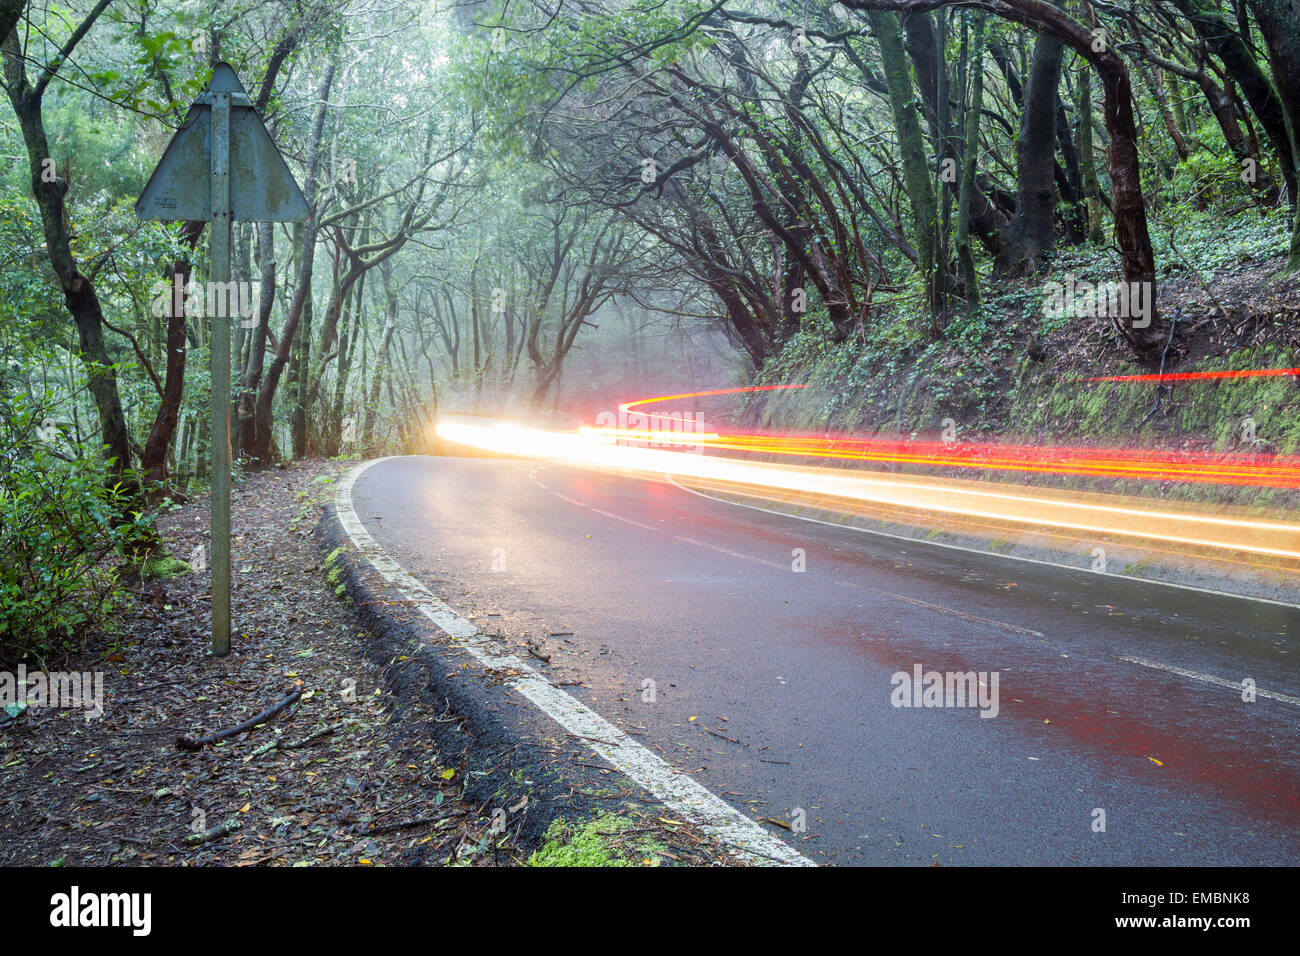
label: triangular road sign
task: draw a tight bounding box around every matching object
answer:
[136,63,309,222]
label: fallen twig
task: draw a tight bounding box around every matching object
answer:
[184,817,242,846]
[566,731,622,748]
[367,814,452,835]
[177,688,302,751]
[244,717,362,761]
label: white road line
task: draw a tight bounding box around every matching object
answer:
[1120,656,1300,707]
[668,477,1300,611]
[672,534,788,570]
[337,457,814,867]
[832,580,1045,638]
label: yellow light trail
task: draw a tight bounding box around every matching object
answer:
[434,419,1300,563]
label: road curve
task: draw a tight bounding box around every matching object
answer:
[349,455,1300,865]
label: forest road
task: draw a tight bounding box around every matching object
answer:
[347,454,1300,865]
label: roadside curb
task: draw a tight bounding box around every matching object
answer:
[316,457,815,866]
[314,503,593,857]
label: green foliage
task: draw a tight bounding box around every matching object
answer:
[1150,206,1291,279]
[0,406,156,665]
[1160,148,1255,214]
[755,288,1016,436]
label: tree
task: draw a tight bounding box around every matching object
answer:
[840,0,1165,362]
[246,63,334,466]
[3,1,134,477]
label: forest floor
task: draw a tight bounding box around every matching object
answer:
[0,460,729,866]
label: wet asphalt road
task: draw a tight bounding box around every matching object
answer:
[351,455,1300,865]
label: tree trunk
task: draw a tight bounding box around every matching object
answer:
[362,270,400,454]
[325,276,364,455]
[1077,67,1106,244]
[362,318,396,456]
[956,11,986,312]
[1246,0,1300,270]
[3,23,133,479]
[996,28,1064,273]
[1195,70,1277,203]
[139,260,190,487]
[289,288,314,458]
[1174,0,1296,199]
[236,222,276,459]
[0,0,22,46]
[869,10,942,326]
[250,63,334,466]
[1141,59,1191,162]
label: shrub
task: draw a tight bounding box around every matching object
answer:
[0,412,155,666]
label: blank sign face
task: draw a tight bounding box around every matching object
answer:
[136,64,309,223]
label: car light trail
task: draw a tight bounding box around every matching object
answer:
[1085,368,1300,383]
[677,433,1300,489]
[618,384,807,428]
[434,419,1300,562]
[576,427,1300,487]
[584,386,1300,489]
[578,426,722,445]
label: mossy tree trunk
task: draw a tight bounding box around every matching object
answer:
[956,11,987,312]
[1077,66,1106,245]
[868,10,942,329]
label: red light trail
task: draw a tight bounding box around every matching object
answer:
[587,386,1300,490]
[1085,368,1300,383]
[618,384,807,429]
[430,384,1300,564]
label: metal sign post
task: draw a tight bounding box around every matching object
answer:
[208,86,232,655]
[137,63,309,657]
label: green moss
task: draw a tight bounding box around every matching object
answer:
[139,553,193,580]
[323,547,350,600]
[527,813,664,867]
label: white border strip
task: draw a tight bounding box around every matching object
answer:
[335,457,814,867]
